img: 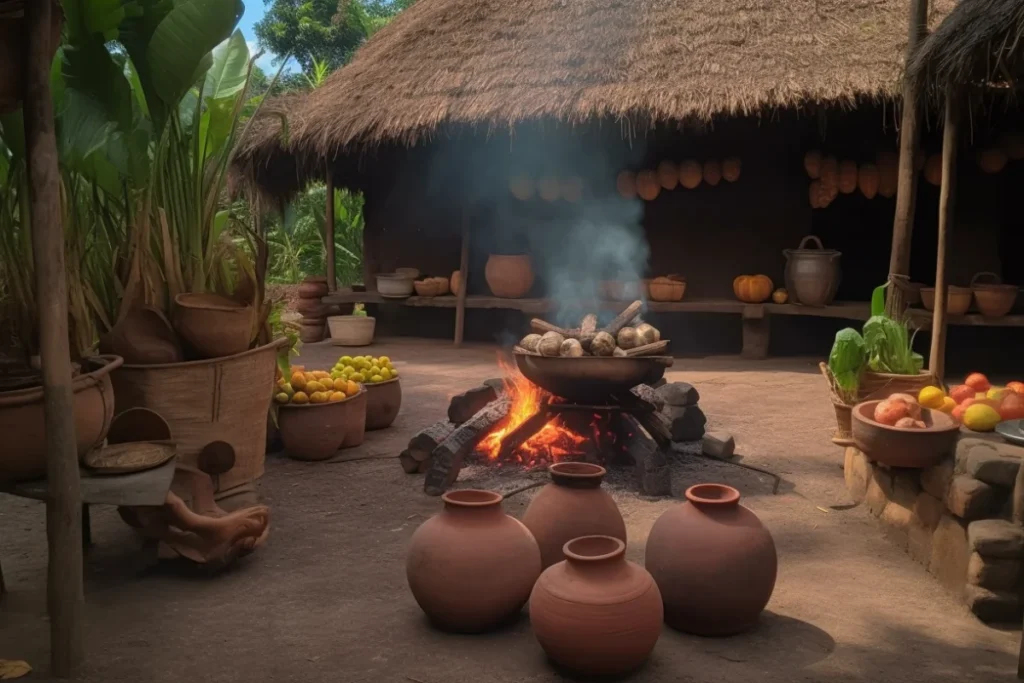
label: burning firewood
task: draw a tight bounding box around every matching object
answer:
[604,300,644,337]
[424,399,511,495]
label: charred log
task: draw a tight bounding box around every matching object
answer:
[408,421,456,461]
[424,399,511,496]
[448,385,498,424]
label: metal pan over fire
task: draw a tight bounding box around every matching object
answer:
[514,353,672,402]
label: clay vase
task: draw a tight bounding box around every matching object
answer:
[522,462,627,569]
[484,254,534,298]
[364,378,401,430]
[406,489,541,632]
[530,536,663,677]
[644,483,777,636]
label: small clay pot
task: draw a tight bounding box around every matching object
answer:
[645,484,777,636]
[522,462,626,569]
[529,536,662,676]
[406,490,541,632]
[364,378,401,430]
[484,254,534,298]
[278,388,367,461]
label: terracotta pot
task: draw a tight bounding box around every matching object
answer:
[339,387,368,448]
[971,272,1018,318]
[485,255,534,298]
[406,489,541,632]
[920,286,972,315]
[298,322,325,344]
[851,401,959,468]
[0,355,123,482]
[365,378,401,430]
[295,298,331,317]
[529,536,662,676]
[278,387,367,461]
[522,463,626,569]
[99,307,183,365]
[645,483,777,636]
[450,270,463,296]
[173,293,253,359]
[298,280,329,299]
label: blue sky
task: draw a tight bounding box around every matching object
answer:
[237,2,292,73]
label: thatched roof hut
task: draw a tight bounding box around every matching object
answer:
[238,0,954,197]
[908,0,1024,95]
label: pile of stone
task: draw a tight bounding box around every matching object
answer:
[655,380,734,460]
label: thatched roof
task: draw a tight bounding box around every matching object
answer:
[908,0,1024,94]
[238,0,955,195]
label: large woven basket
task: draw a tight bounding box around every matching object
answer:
[858,370,934,402]
[110,339,287,497]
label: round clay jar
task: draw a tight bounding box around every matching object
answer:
[406,490,541,632]
[644,483,777,636]
[529,536,663,676]
[522,463,626,569]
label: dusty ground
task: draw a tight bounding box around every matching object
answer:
[0,338,1019,682]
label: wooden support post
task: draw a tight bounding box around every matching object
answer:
[454,208,470,347]
[887,0,929,306]
[929,88,957,386]
[24,0,85,675]
[740,305,770,360]
[324,165,336,292]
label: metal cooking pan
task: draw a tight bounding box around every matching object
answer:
[514,353,673,402]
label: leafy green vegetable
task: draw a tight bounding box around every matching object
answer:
[862,314,922,375]
[828,328,867,401]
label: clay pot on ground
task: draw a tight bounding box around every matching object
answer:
[278,387,368,461]
[851,401,958,468]
[99,307,183,365]
[529,536,663,677]
[339,386,368,448]
[484,254,534,298]
[645,483,777,636]
[299,319,326,343]
[173,293,253,359]
[364,378,401,430]
[0,355,123,482]
[522,462,626,569]
[406,489,541,632]
[298,277,329,299]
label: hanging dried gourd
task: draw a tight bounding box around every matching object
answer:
[820,180,835,207]
[616,170,637,199]
[722,157,742,182]
[508,175,535,201]
[837,161,858,194]
[657,161,679,190]
[978,148,1008,174]
[819,156,838,193]
[561,176,584,203]
[635,170,661,201]
[678,160,702,189]
[538,176,561,202]
[809,180,823,208]
[804,150,822,179]
[923,154,942,186]
[999,131,1024,160]
[876,151,898,198]
[858,163,879,199]
[702,159,722,186]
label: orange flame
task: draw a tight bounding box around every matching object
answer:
[477,354,587,464]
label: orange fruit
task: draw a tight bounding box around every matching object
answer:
[939,396,956,414]
[329,391,346,402]
[333,378,347,391]
[949,384,975,405]
[1007,381,1024,395]
[290,372,307,390]
[1000,393,1024,421]
[292,391,309,405]
[965,372,991,392]
[346,380,359,396]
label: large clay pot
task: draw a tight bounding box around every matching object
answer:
[406,489,541,632]
[173,293,253,359]
[0,355,123,482]
[339,387,368,448]
[522,462,626,569]
[645,483,777,636]
[278,387,367,461]
[364,378,401,430]
[485,254,534,298]
[530,536,662,676]
[783,235,841,307]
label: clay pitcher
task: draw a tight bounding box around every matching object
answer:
[406,489,541,632]
[644,483,777,636]
[529,536,663,676]
[522,462,626,569]
[484,254,534,298]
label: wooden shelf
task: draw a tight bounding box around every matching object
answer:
[907,309,1024,329]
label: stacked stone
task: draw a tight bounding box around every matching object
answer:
[845,436,1024,623]
[654,381,734,458]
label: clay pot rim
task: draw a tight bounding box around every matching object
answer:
[442,489,503,508]
[278,385,366,409]
[363,377,400,388]
[327,315,376,322]
[562,535,625,563]
[549,462,606,479]
[851,400,959,434]
[685,483,741,506]
[173,292,251,312]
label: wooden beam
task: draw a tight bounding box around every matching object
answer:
[928,88,957,385]
[887,0,930,293]
[324,165,336,292]
[24,0,85,675]
[454,208,470,347]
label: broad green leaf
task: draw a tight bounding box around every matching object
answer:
[203,31,251,104]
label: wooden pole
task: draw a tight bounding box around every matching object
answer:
[887,0,929,291]
[454,208,470,347]
[24,0,85,675]
[928,88,957,385]
[324,164,336,292]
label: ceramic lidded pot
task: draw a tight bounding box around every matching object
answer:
[522,462,626,569]
[645,483,777,636]
[406,489,541,633]
[530,536,663,677]
[484,254,534,298]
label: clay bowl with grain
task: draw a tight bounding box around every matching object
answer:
[851,400,959,468]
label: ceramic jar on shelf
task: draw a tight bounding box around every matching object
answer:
[484,254,534,298]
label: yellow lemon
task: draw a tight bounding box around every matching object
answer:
[918,386,946,410]
[333,378,347,391]
[370,374,383,383]
[274,392,290,404]
[963,404,1001,432]
[350,372,365,383]
[369,365,381,377]
[380,367,392,380]
[340,355,353,365]
[280,382,294,396]
[390,368,399,378]
[378,356,390,365]
[290,372,306,390]
[939,396,956,414]
[330,371,342,381]
[292,391,309,405]
[329,391,346,402]
[305,380,323,393]
[346,380,360,396]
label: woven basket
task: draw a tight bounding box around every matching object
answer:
[819,362,855,447]
[110,339,287,496]
[858,370,934,402]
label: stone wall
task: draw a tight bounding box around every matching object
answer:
[844,434,1024,624]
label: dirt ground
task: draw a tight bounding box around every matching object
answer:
[0,338,1019,682]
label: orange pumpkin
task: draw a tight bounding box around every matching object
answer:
[616,170,637,200]
[804,150,822,179]
[772,288,788,304]
[635,170,661,201]
[808,181,823,209]
[924,154,942,186]
[538,176,561,202]
[702,159,722,186]
[561,176,584,203]
[509,175,534,201]
[838,160,858,194]
[819,156,838,190]
[657,161,679,190]
[858,163,879,199]
[876,151,898,198]
[722,157,742,182]
[678,160,702,189]
[733,275,774,303]
[978,148,1008,174]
